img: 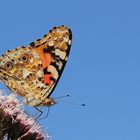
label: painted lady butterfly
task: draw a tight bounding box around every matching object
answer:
[0,25,72,107]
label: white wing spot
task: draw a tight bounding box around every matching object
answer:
[55,49,66,60]
[48,40,54,46]
[48,65,58,79]
[68,40,71,45]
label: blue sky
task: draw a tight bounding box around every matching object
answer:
[0,0,140,140]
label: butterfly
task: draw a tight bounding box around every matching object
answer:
[0,25,72,107]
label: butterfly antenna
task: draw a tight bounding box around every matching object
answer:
[55,99,86,107]
[53,94,71,99]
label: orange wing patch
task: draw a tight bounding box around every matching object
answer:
[35,46,53,85]
[35,46,52,68]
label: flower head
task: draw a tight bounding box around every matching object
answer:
[0,90,49,140]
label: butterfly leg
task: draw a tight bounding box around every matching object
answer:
[34,107,43,120]
[40,106,50,120]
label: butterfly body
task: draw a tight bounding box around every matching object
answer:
[0,25,72,106]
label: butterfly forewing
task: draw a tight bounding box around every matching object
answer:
[32,26,71,90]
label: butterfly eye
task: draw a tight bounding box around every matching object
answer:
[21,55,28,62]
[5,62,13,70]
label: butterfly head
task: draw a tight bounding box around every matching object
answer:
[43,98,57,106]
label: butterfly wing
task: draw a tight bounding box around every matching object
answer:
[29,25,72,100]
[0,25,72,106]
